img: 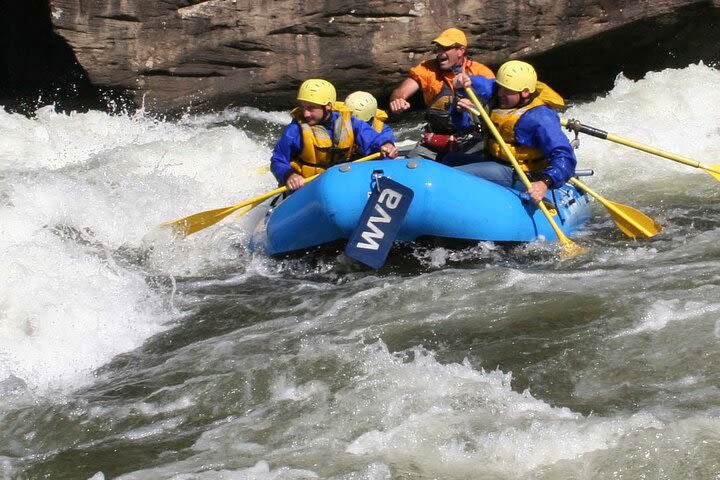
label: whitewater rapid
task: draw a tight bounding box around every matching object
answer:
[1,63,720,479]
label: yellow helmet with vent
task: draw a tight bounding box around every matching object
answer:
[344,91,377,121]
[496,60,537,93]
[297,79,336,105]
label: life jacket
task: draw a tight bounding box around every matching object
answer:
[425,79,457,134]
[371,109,388,133]
[289,105,355,178]
[416,58,491,135]
[410,58,494,107]
[486,81,565,172]
[423,79,484,153]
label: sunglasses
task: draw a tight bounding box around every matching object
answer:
[434,44,463,53]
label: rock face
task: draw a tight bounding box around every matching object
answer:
[42,0,720,112]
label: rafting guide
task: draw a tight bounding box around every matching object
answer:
[389,27,494,162]
[7,4,720,476]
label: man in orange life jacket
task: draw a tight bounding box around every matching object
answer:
[388,27,494,161]
[270,79,398,191]
[447,60,576,203]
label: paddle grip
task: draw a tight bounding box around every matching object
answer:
[564,119,608,140]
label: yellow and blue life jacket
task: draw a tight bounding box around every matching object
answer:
[289,105,355,178]
[487,81,565,172]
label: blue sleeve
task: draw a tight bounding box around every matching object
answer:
[468,75,496,99]
[270,122,302,184]
[515,106,576,187]
[352,116,395,156]
[450,76,496,132]
[380,123,396,143]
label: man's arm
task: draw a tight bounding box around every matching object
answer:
[352,117,398,158]
[517,108,577,201]
[449,74,495,132]
[389,77,420,114]
[270,123,302,186]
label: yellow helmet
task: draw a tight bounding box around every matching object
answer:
[297,79,336,105]
[344,91,377,121]
[496,60,537,93]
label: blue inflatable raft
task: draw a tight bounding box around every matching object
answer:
[249,159,590,259]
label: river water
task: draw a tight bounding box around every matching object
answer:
[1,63,720,479]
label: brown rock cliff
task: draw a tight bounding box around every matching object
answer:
[33,0,720,112]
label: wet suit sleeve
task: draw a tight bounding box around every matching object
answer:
[515,107,577,187]
[270,122,302,184]
[351,116,395,156]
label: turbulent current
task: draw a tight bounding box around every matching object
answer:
[1,64,720,479]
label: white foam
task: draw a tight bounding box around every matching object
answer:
[147,337,665,478]
[566,62,720,194]
[0,106,277,393]
[114,460,322,479]
[0,234,168,392]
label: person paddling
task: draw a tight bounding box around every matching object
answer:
[270,79,398,191]
[448,60,576,203]
[388,27,494,161]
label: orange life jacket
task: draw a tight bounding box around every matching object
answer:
[409,58,495,107]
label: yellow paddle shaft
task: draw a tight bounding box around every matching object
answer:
[561,118,720,178]
[213,151,383,219]
[164,152,383,236]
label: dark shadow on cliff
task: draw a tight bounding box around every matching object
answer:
[529,2,720,102]
[0,0,132,115]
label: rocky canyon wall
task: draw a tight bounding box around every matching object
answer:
[6,0,720,113]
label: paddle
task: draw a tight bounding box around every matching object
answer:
[561,118,720,182]
[464,87,585,256]
[164,152,382,237]
[569,178,661,239]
